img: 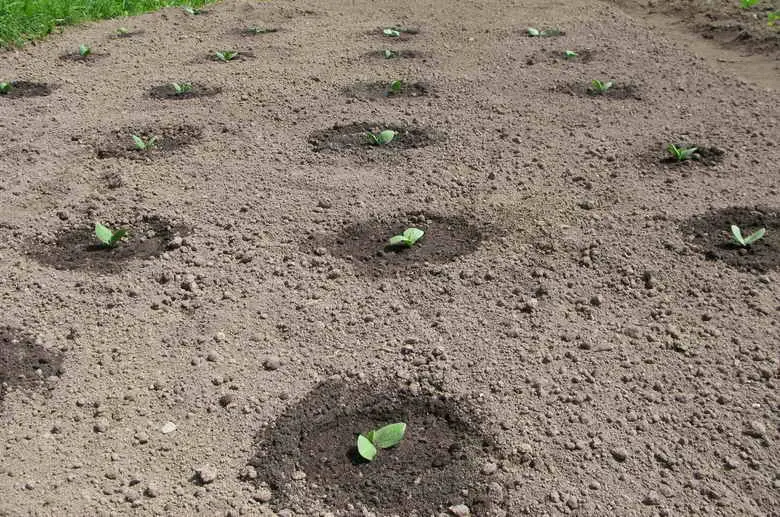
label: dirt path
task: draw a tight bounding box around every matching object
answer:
[0,1,778,516]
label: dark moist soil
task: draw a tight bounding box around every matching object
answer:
[309,122,437,153]
[93,123,202,160]
[250,378,509,515]
[209,51,254,62]
[0,326,64,404]
[660,145,725,167]
[528,48,595,65]
[308,212,485,277]
[343,81,431,99]
[0,81,53,99]
[28,215,189,272]
[237,27,280,36]
[557,82,641,100]
[148,82,222,100]
[681,206,779,272]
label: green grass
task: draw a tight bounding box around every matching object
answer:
[0,0,219,47]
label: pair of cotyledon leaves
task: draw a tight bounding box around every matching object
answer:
[356,422,407,461]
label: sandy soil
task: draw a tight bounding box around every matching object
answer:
[0,0,778,516]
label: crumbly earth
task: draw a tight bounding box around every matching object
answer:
[0,1,778,516]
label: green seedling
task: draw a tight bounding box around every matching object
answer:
[132,134,158,150]
[356,423,407,461]
[769,11,780,26]
[95,223,127,247]
[366,129,396,146]
[170,82,193,95]
[215,50,239,62]
[383,49,399,59]
[563,50,578,59]
[383,28,401,37]
[589,79,614,94]
[79,44,91,57]
[116,27,129,36]
[739,0,759,8]
[730,225,766,247]
[0,82,12,94]
[246,26,277,34]
[667,143,697,161]
[183,6,201,15]
[527,27,562,37]
[386,80,403,95]
[388,227,424,247]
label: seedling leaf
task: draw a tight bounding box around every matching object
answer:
[667,144,697,161]
[116,27,129,35]
[744,227,766,245]
[95,223,126,247]
[740,0,759,8]
[79,44,91,57]
[183,6,201,15]
[389,235,406,246]
[387,80,403,95]
[383,49,397,59]
[383,28,401,37]
[357,434,377,461]
[564,50,578,58]
[132,134,146,149]
[0,82,12,94]
[371,423,406,449]
[527,27,540,36]
[388,227,424,247]
[377,129,395,144]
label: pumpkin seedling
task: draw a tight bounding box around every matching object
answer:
[246,26,277,34]
[386,80,403,95]
[667,143,697,161]
[563,50,578,59]
[740,0,759,8]
[527,27,562,37]
[183,6,201,15]
[383,28,401,37]
[730,225,766,247]
[383,49,399,59]
[215,50,239,62]
[388,227,424,247]
[589,79,613,94]
[95,223,127,247]
[768,11,779,26]
[366,129,396,146]
[132,134,158,151]
[171,82,193,95]
[116,27,129,36]
[356,423,407,461]
[0,82,12,94]
[79,44,91,57]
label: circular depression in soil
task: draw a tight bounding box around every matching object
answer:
[0,81,54,99]
[29,214,189,272]
[309,212,485,275]
[343,81,431,99]
[94,123,201,160]
[0,326,64,406]
[308,122,437,153]
[148,82,221,100]
[250,379,508,515]
[681,205,779,271]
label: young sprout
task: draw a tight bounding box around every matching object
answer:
[132,134,159,151]
[116,27,129,36]
[563,50,578,59]
[246,26,277,34]
[356,423,407,461]
[527,27,562,37]
[666,143,697,161]
[366,129,396,146]
[388,227,424,247]
[0,82,12,94]
[769,11,779,26]
[740,0,759,8]
[589,79,614,94]
[730,225,766,247]
[215,50,239,62]
[386,80,403,95]
[383,49,398,59]
[79,44,91,57]
[95,223,127,247]
[383,28,401,37]
[170,82,193,95]
[183,6,201,15]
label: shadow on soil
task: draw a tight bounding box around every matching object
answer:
[93,123,201,160]
[309,212,485,276]
[343,81,431,99]
[0,326,64,406]
[249,378,508,515]
[0,81,54,99]
[29,215,189,272]
[681,206,779,272]
[365,49,427,60]
[148,83,222,100]
[309,122,437,153]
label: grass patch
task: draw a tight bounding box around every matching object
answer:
[0,0,220,47]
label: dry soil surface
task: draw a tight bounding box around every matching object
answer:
[0,0,778,516]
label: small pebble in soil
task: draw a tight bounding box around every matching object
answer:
[610,447,629,462]
[160,422,177,434]
[449,504,471,516]
[195,466,217,484]
[481,462,498,475]
[745,420,766,438]
[263,356,282,370]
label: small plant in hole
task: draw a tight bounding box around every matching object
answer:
[215,50,239,62]
[563,50,578,59]
[170,82,193,95]
[79,44,91,57]
[589,79,614,94]
[768,11,779,26]
[382,27,403,37]
[730,225,766,247]
[116,27,129,36]
[132,134,158,151]
[0,82,12,94]
[356,423,407,461]
[388,227,424,247]
[739,0,759,8]
[383,49,399,59]
[386,79,403,95]
[246,26,277,34]
[667,143,697,161]
[183,6,202,15]
[366,129,396,146]
[527,27,562,37]
[95,223,127,247]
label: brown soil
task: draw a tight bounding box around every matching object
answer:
[0,80,54,98]
[148,82,222,100]
[0,1,778,516]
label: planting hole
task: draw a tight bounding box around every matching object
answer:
[0,81,53,99]
[0,326,64,406]
[309,122,437,153]
[343,81,431,99]
[148,82,221,100]
[93,123,201,160]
